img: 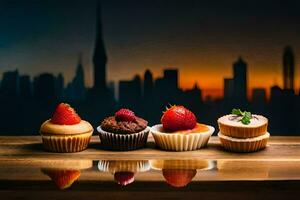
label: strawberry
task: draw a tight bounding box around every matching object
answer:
[41,169,81,190]
[50,103,81,125]
[115,108,136,122]
[114,172,135,186]
[162,169,197,188]
[161,105,197,132]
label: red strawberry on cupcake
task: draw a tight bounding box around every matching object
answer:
[115,108,136,122]
[50,103,81,125]
[161,105,197,132]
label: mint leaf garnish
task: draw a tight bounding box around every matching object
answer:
[231,108,252,125]
[232,108,243,115]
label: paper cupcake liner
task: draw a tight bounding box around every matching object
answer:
[218,132,269,153]
[218,122,268,138]
[97,126,150,151]
[41,132,92,153]
[150,159,215,170]
[150,124,214,151]
[98,160,150,173]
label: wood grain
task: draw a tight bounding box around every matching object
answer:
[0,136,299,160]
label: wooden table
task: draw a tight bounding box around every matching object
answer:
[0,136,300,200]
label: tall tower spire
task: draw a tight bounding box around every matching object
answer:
[283,46,294,91]
[93,0,107,91]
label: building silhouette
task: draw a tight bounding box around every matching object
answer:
[92,1,107,92]
[143,69,153,99]
[19,75,32,99]
[33,73,56,101]
[119,75,142,107]
[0,69,19,98]
[224,78,234,101]
[233,57,247,105]
[283,46,295,91]
[55,73,64,100]
[66,53,86,102]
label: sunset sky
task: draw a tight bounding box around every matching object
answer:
[0,0,300,98]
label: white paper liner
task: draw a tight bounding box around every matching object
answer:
[150,124,214,151]
[97,160,150,173]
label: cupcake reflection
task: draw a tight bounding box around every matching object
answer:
[150,159,215,188]
[41,160,92,190]
[98,160,150,186]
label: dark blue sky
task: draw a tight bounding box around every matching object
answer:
[0,0,300,97]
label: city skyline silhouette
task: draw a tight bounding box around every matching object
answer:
[0,0,300,135]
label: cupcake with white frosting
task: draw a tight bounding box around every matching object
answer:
[217,108,270,152]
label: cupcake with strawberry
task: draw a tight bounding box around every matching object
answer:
[97,108,150,150]
[151,105,214,151]
[39,103,93,153]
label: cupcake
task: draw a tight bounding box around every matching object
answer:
[97,108,150,150]
[98,160,150,186]
[40,103,93,153]
[218,108,270,152]
[150,159,215,188]
[151,105,214,151]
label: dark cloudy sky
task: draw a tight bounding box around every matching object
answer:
[0,0,300,98]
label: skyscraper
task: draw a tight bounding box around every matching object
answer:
[33,73,56,101]
[163,69,179,91]
[55,73,64,100]
[19,75,32,99]
[283,46,295,91]
[223,78,234,100]
[0,69,19,98]
[119,75,142,106]
[143,69,153,99]
[233,57,247,104]
[92,1,107,92]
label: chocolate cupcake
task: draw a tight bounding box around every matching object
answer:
[97,108,150,150]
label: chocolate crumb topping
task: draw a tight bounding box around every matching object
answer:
[101,116,148,134]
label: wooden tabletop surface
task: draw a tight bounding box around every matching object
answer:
[0,136,299,160]
[0,136,300,199]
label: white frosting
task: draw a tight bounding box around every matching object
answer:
[218,132,270,142]
[40,119,93,135]
[218,114,268,128]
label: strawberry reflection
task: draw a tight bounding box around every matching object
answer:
[162,169,197,188]
[98,160,150,186]
[40,160,92,190]
[150,159,215,188]
[41,169,81,190]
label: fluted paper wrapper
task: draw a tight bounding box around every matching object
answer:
[151,125,214,151]
[97,126,150,151]
[41,132,92,153]
[98,160,150,173]
[218,122,268,138]
[218,134,269,153]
